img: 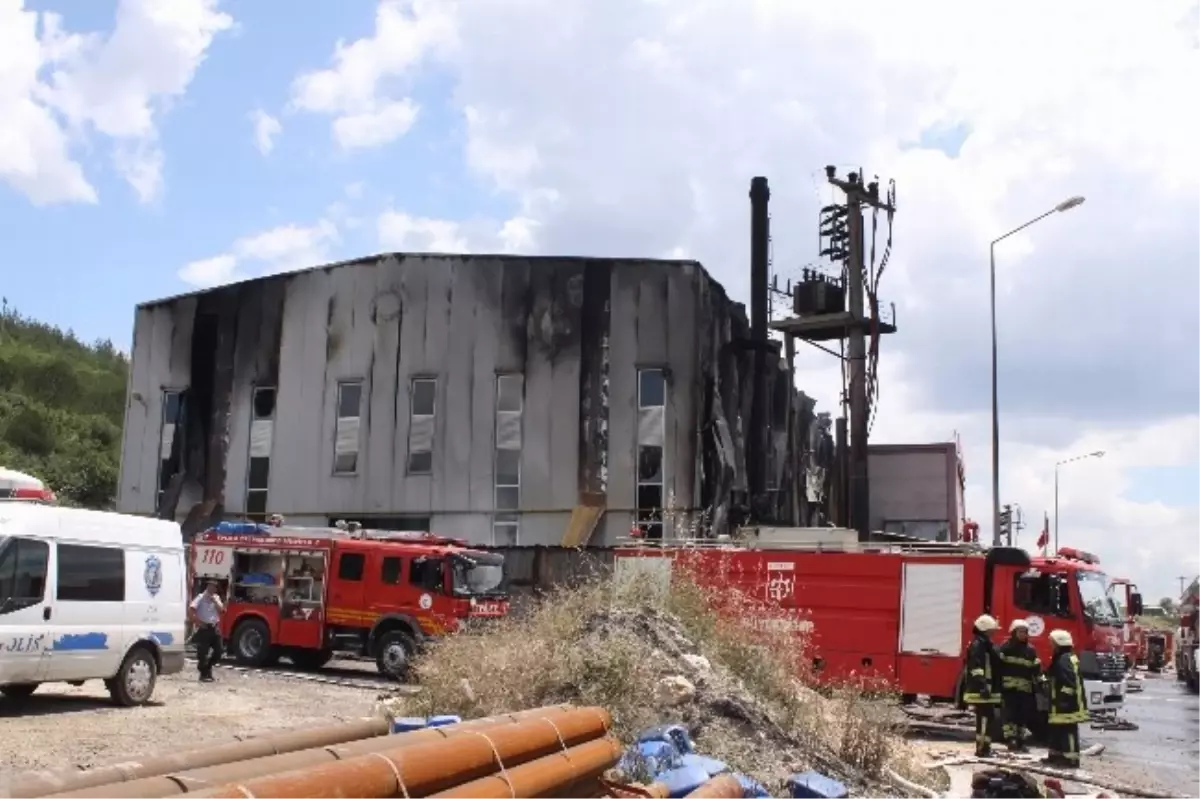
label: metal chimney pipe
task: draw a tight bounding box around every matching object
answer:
[748,177,770,512]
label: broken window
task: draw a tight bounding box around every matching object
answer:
[334,380,363,475]
[156,389,183,512]
[493,374,523,544]
[636,369,666,540]
[407,377,437,475]
[246,386,275,521]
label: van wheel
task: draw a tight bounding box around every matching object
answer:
[291,649,334,671]
[232,619,272,667]
[109,647,158,707]
[1,684,39,701]
[375,631,416,680]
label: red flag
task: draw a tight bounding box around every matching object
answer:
[1036,512,1049,551]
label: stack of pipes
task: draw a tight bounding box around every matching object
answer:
[15,706,633,799]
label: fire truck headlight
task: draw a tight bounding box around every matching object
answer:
[1091,692,1103,705]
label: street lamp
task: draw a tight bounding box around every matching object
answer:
[990,196,1086,546]
[1054,450,1105,553]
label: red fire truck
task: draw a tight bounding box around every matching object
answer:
[1107,577,1145,669]
[189,522,508,678]
[615,528,1129,718]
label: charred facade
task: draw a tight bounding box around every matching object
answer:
[118,254,834,545]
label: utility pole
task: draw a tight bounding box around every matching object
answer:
[824,168,893,538]
[1180,576,1190,596]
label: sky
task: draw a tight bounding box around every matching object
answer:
[2,0,1197,603]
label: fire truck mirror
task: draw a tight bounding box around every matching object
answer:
[1130,592,1144,616]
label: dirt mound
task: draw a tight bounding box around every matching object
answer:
[380,579,938,796]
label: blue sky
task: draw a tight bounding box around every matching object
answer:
[4,1,508,348]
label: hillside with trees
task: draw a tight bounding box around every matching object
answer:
[0,301,127,508]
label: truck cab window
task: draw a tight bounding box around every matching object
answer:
[1014,571,1070,617]
[410,557,444,592]
[381,556,403,585]
[338,552,365,581]
[0,537,50,615]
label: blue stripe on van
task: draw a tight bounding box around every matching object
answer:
[52,633,109,651]
[149,631,175,646]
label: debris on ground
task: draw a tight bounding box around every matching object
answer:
[380,577,942,797]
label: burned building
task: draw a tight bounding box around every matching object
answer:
[117,253,832,546]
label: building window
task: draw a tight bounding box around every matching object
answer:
[157,389,183,512]
[56,544,125,602]
[636,369,666,539]
[493,373,524,545]
[407,377,437,475]
[334,380,363,475]
[246,386,276,521]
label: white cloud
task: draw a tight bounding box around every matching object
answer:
[250,108,281,155]
[0,0,231,204]
[289,0,455,149]
[378,211,469,253]
[178,219,339,287]
[318,0,1195,598]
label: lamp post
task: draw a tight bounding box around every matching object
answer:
[990,195,1086,546]
[1054,449,1105,553]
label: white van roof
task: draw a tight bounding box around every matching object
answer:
[0,504,182,551]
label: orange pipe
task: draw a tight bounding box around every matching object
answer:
[431,736,624,798]
[684,774,745,798]
[44,706,580,798]
[189,708,613,798]
[10,718,391,798]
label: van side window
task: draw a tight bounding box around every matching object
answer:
[410,557,444,592]
[381,556,403,585]
[57,544,125,602]
[338,553,365,581]
[0,538,50,615]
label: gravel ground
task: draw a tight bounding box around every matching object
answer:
[0,659,386,773]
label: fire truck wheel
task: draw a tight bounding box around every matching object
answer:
[375,630,416,680]
[231,618,273,666]
[290,649,334,671]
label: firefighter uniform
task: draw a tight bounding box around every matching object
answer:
[998,618,1041,751]
[1045,629,1089,768]
[963,614,1003,757]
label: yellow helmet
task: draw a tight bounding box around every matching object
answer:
[974,614,999,632]
[1009,618,1030,633]
[1049,629,1073,647]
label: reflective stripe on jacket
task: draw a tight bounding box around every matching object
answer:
[999,637,1041,693]
[1048,649,1090,724]
[963,633,1001,705]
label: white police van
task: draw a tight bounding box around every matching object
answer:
[0,503,186,706]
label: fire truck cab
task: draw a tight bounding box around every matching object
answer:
[614,530,1128,717]
[189,522,508,678]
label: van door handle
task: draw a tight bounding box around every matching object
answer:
[43,606,52,621]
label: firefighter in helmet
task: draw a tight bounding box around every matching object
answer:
[1045,629,1088,768]
[963,614,1003,757]
[998,618,1041,751]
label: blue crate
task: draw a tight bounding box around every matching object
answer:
[390,717,427,733]
[787,771,848,799]
[427,715,462,728]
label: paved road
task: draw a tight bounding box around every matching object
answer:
[1086,671,1198,796]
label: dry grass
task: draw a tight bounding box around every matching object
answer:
[386,563,940,795]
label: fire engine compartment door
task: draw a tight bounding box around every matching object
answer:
[899,562,964,656]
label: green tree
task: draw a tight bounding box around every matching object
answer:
[0,304,128,508]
